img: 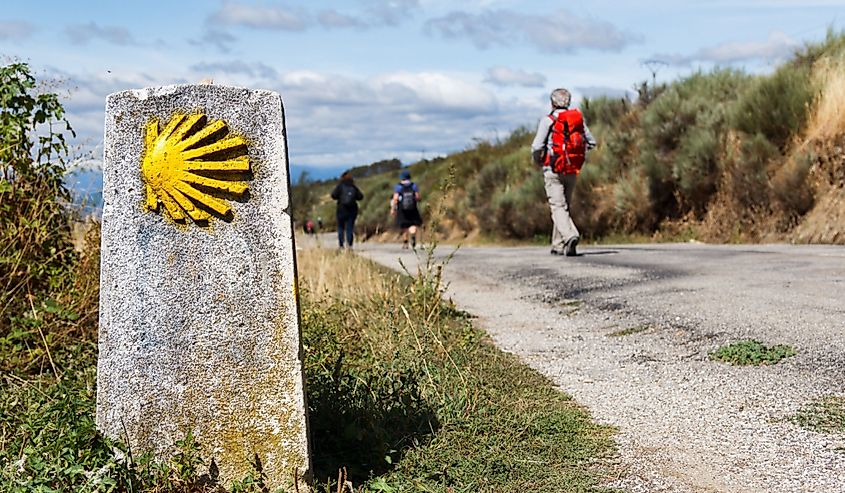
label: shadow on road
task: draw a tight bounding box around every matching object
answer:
[577,249,619,256]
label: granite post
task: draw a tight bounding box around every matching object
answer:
[97,84,311,489]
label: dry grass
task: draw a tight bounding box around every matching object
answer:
[787,52,845,244]
[296,245,402,303]
[806,54,845,142]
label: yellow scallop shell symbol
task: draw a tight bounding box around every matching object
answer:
[141,112,250,223]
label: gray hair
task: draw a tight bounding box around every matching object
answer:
[550,88,571,109]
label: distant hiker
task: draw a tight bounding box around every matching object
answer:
[317,217,323,231]
[391,169,422,249]
[305,219,315,235]
[330,170,364,249]
[531,88,597,257]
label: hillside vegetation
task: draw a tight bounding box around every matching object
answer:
[294,30,845,244]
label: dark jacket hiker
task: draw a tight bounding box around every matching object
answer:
[330,171,364,248]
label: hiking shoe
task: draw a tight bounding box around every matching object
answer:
[564,237,579,257]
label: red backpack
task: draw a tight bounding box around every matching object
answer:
[546,109,587,174]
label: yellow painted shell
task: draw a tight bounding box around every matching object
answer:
[141,112,250,223]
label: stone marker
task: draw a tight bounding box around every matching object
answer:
[97,84,311,490]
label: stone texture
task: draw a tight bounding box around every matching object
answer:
[97,84,310,489]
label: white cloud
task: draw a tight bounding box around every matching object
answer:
[269,69,532,170]
[0,20,33,41]
[317,0,420,30]
[208,2,309,31]
[317,10,367,29]
[190,28,238,53]
[576,85,634,100]
[65,22,136,46]
[205,0,418,33]
[654,31,800,66]
[374,72,497,112]
[190,60,278,79]
[424,9,642,53]
[366,0,421,26]
[484,66,545,87]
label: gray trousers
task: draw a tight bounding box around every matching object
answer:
[543,168,579,251]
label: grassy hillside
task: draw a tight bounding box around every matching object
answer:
[294,30,845,244]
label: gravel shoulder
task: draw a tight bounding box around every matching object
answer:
[357,241,845,493]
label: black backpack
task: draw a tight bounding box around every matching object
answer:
[399,183,417,211]
[339,184,358,207]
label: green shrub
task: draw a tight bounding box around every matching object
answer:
[582,96,631,126]
[673,126,720,212]
[589,117,640,182]
[613,168,655,232]
[638,69,750,216]
[731,64,815,149]
[792,27,845,67]
[724,132,780,211]
[487,174,550,238]
[0,63,77,329]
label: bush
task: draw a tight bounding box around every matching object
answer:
[724,132,779,211]
[613,168,655,232]
[582,96,631,127]
[639,69,750,217]
[673,126,720,212]
[488,174,550,238]
[0,63,76,329]
[731,64,815,149]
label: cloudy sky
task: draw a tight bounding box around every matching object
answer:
[1,0,842,180]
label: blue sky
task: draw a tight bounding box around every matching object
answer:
[1,0,842,183]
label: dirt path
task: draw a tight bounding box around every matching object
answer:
[356,241,845,493]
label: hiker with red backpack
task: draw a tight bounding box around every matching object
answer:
[531,88,597,257]
[330,170,364,249]
[390,169,422,249]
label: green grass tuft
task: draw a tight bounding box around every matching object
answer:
[792,396,845,434]
[708,339,796,366]
[607,325,651,337]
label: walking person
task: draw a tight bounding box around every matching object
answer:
[531,88,597,256]
[390,169,422,249]
[330,170,364,249]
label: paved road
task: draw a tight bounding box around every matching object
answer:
[357,241,845,493]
